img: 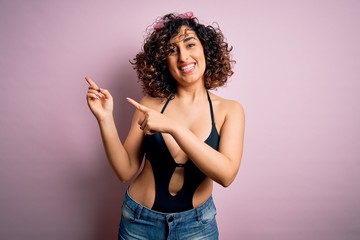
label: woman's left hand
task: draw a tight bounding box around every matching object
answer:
[126,97,174,135]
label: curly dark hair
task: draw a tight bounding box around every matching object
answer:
[132,12,235,98]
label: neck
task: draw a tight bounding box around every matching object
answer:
[175,86,208,103]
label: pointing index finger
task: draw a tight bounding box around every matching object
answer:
[85,76,99,90]
[126,97,147,113]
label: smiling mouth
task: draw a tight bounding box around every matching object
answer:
[180,63,195,73]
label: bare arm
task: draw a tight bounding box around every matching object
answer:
[171,101,244,187]
[127,97,245,187]
[85,77,143,182]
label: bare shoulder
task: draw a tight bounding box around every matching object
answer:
[209,92,245,118]
[209,92,245,136]
[138,95,168,112]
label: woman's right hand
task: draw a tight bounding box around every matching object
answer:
[85,76,114,121]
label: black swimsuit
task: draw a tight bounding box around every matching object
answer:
[143,91,220,213]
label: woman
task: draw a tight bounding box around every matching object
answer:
[86,12,245,240]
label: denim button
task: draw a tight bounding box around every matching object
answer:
[168,216,174,222]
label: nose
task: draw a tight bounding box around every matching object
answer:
[178,47,189,62]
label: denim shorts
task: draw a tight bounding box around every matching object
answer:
[118,191,218,240]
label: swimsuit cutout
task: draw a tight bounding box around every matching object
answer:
[143,91,219,213]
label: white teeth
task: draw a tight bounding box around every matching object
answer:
[180,63,195,71]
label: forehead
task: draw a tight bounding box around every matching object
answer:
[169,26,197,44]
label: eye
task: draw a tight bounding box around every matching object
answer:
[168,46,178,55]
[187,43,195,48]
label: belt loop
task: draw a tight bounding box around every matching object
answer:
[134,203,143,220]
[195,206,201,222]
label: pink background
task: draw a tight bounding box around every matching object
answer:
[1,0,359,239]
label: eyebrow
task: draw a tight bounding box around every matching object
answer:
[183,36,196,42]
[170,33,197,45]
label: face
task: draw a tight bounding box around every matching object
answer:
[166,26,206,87]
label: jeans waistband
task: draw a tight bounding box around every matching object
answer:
[123,190,216,222]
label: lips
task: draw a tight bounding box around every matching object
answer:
[180,63,195,73]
